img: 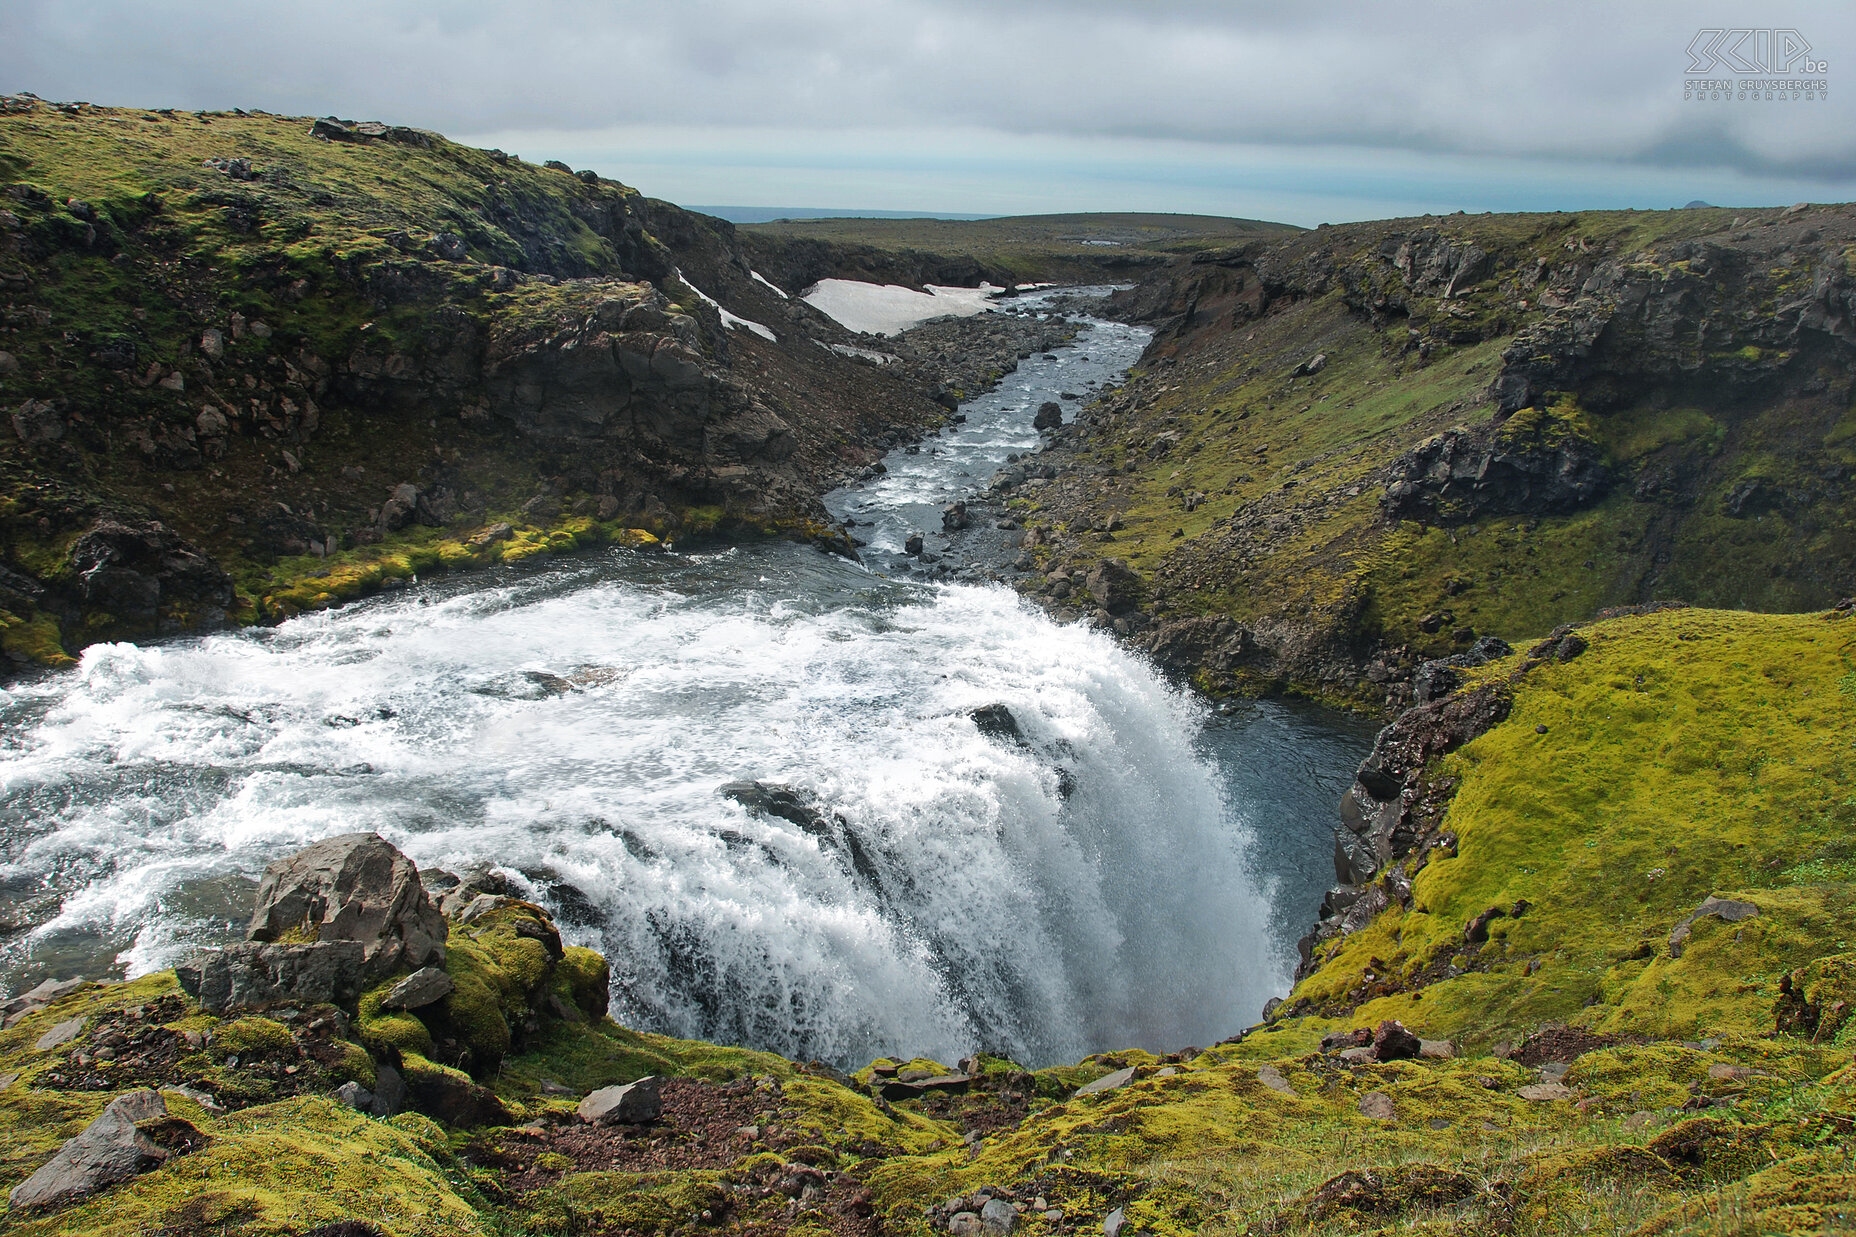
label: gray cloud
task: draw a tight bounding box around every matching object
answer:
[2,1,1850,184]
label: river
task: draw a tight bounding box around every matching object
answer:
[0,290,1374,1069]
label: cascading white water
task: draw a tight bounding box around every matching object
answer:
[0,293,1369,1067]
[0,549,1279,1066]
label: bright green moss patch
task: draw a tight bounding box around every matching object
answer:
[5,1096,484,1237]
[1296,605,1856,1050]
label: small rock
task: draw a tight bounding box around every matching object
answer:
[904,532,925,556]
[980,1198,1017,1234]
[35,1017,86,1052]
[1358,1091,1396,1120]
[578,1075,663,1125]
[199,328,225,360]
[1419,1038,1455,1059]
[1074,1066,1135,1097]
[1256,1063,1294,1095]
[332,1081,375,1111]
[1102,1206,1127,1237]
[380,966,454,1011]
[1519,1082,1574,1102]
[1623,1110,1658,1132]
[1338,1046,1377,1065]
[949,1212,982,1237]
[1667,895,1760,958]
[370,1063,407,1117]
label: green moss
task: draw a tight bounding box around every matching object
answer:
[213,1016,294,1058]
[1295,606,1856,1049]
[4,1096,484,1237]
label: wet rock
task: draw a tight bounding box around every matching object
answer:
[8,1089,201,1211]
[905,532,925,556]
[379,966,453,1011]
[942,501,971,531]
[1033,402,1062,430]
[578,1075,663,1125]
[881,1073,973,1100]
[247,832,448,981]
[1668,895,1760,958]
[969,704,1023,743]
[176,941,366,1013]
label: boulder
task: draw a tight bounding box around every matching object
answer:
[1084,560,1141,615]
[34,1017,87,1051]
[1032,401,1062,430]
[942,501,971,531]
[969,704,1024,743]
[11,398,64,445]
[8,1089,201,1211]
[578,1075,663,1125]
[980,1198,1017,1234]
[904,532,925,556]
[247,833,447,981]
[377,483,421,532]
[175,941,366,1013]
[370,1063,407,1117]
[1372,1019,1423,1061]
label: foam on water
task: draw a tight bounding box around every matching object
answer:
[0,551,1279,1066]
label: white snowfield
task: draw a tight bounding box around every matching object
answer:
[801,279,1004,336]
[677,272,778,342]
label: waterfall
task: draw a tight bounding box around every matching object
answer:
[0,550,1281,1067]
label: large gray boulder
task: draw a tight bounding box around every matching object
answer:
[7,1089,198,1211]
[248,832,447,979]
[577,1075,663,1125]
[175,941,366,1013]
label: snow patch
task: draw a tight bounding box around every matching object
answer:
[802,279,1003,336]
[679,272,777,341]
[750,270,790,299]
[821,341,900,365]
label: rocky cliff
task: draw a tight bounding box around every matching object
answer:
[1003,205,1856,708]
[0,98,981,670]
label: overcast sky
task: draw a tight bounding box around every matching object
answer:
[4,1,1853,223]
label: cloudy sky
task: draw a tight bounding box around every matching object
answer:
[4,1,1853,224]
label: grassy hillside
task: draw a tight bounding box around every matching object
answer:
[0,96,951,669]
[3,606,1852,1236]
[742,212,1302,287]
[1008,207,1856,708]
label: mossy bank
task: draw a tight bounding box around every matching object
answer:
[1002,205,1856,710]
[3,602,1853,1235]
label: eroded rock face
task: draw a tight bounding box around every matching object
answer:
[175,940,366,1013]
[66,519,235,627]
[1381,422,1609,525]
[247,832,447,980]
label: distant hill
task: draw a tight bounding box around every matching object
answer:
[741,211,1302,287]
[687,206,997,224]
